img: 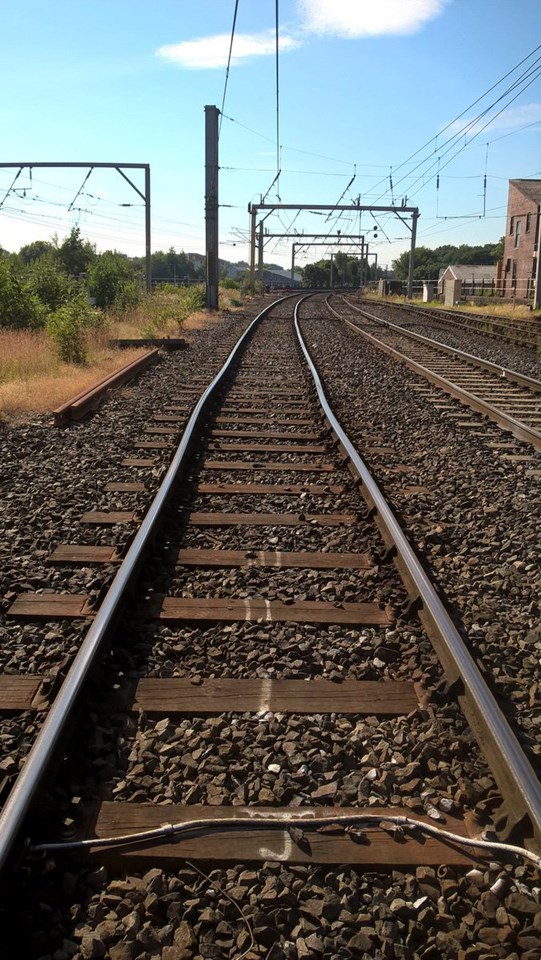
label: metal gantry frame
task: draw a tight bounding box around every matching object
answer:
[0,162,152,291]
[290,238,366,283]
[329,249,378,289]
[249,202,419,296]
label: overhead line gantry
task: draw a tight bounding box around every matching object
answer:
[248,202,419,297]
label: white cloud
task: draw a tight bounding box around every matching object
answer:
[446,103,541,138]
[156,30,301,70]
[298,0,448,37]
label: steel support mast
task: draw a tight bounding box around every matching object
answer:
[204,105,220,311]
[0,162,152,291]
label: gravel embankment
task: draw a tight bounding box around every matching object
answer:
[300,303,541,771]
[350,298,541,380]
[2,306,540,960]
[0,310,253,793]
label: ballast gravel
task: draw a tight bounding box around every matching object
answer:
[6,858,541,959]
[299,301,541,770]
[0,310,253,791]
[2,301,541,960]
[351,297,541,381]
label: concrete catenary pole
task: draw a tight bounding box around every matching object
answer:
[407,211,419,298]
[144,164,151,293]
[258,221,264,288]
[533,205,541,310]
[204,105,219,310]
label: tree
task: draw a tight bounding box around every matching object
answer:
[302,260,330,288]
[89,251,138,308]
[56,227,95,277]
[0,258,41,328]
[149,248,196,283]
[17,239,56,265]
[26,254,73,313]
[392,241,503,281]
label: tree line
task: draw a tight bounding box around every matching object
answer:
[0,229,205,362]
[301,253,385,288]
[392,240,504,282]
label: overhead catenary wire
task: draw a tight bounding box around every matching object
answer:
[402,58,541,205]
[219,0,240,136]
[68,168,93,212]
[367,42,541,200]
[274,0,281,198]
[0,167,22,209]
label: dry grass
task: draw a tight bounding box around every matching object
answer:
[438,301,538,321]
[0,286,250,421]
[365,293,538,321]
[0,328,144,421]
[110,286,247,336]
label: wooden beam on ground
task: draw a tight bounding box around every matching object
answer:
[112,678,420,715]
[80,803,477,868]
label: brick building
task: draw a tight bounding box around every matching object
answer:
[502,179,541,302]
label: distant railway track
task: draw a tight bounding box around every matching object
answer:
[1,292,540,906]
[327,295,541,451]
[356,297,541,351]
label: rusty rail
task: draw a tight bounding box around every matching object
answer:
[295,296,541,850]
[53,349,160,425]
[329,297,541,452]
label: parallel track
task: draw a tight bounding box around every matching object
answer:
[1,295,540,885]
[327,295,541,451]
[357,298,541,351]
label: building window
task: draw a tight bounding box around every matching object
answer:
[514,220,522,248]
[526,213,531,233]
[505,258,511,273]
[509,216,515,235]
[511,261,517,289]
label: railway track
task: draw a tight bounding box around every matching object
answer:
[357,298,541,352]
[1,295,540,957]
[327,295,541,451]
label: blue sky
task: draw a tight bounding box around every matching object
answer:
[1,0,540,271]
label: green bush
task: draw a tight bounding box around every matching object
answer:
[45,295,98,364]
[113,279,141,312]
[0,258,41,328]
[89,252,140,309]
[26,254,73,314]
[182,285,205,311]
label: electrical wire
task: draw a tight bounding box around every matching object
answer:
[367,42,541,200]
[274,0,281,198]
[403,59,541,205]
[68,168,93,212]
[0,167,22,209]
[219,0,240,136]
[29,812,541,871]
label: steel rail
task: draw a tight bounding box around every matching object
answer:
[359,298,541,348]
[0,295,295,874]
[53,349,160,425]
[343,297,541,394]
[294,297,541,850]
[326,298,541,452]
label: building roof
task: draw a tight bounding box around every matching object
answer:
[510,179,541,205]
[439,264,497,282]
[264,267,303,283]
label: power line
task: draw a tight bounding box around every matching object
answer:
[274,0,281,198]
[367,42,541,200]
[404,59,541,204]
[219,0,240,135]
